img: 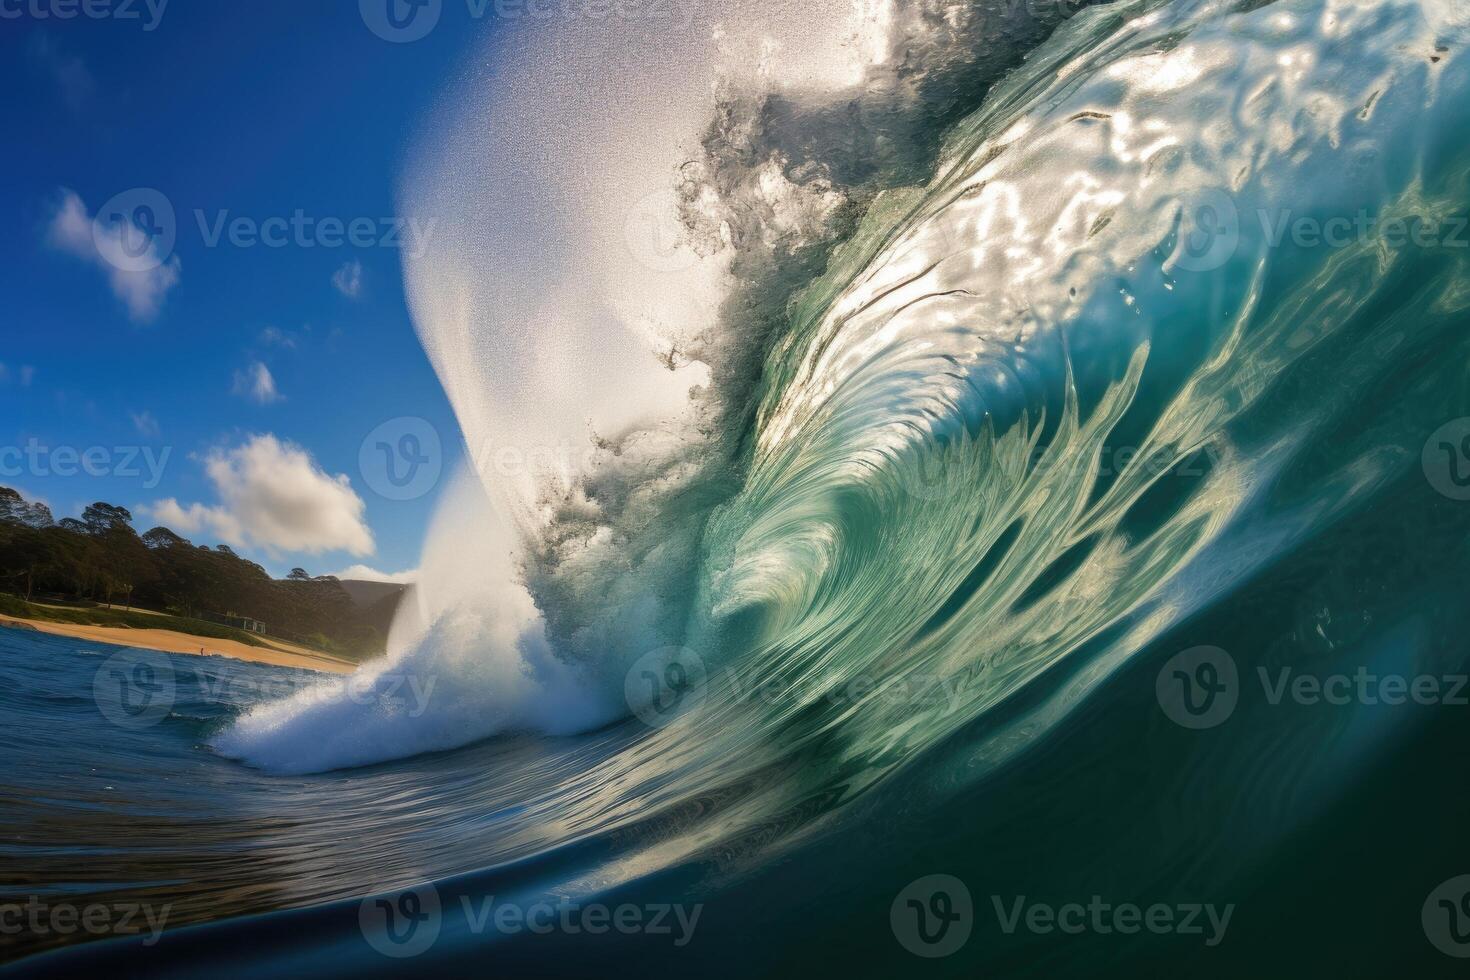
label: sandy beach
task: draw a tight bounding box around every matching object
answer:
[0,615,359,674]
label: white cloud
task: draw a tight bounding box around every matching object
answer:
[0,364,38,388]
[327,564,418,584]
[130,410,162,437]
[29,33,93,110]
[143,434,374,559]
[332,259,363,299]
[46,189,181,322]
[233,361,282,404]
[259,326,298,349]
[147,497,245,543]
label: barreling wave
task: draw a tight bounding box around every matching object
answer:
[217,0,1470,884]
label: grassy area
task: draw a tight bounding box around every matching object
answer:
[0,593,273,649]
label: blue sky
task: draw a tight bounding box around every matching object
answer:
[0,3,493,580]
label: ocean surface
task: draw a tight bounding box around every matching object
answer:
[9,0,1470,975]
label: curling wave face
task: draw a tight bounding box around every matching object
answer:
[217,0,1470,886]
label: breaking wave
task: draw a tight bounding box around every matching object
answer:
[217,0,1470,830]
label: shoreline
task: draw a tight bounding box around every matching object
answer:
[0,615,360,674]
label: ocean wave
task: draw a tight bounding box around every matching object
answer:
[216,0,1470,815]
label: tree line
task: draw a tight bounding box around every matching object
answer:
[0,486,399,657]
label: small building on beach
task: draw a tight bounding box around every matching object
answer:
[205,612,268,635]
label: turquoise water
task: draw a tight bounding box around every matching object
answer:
[9,0,1470,975]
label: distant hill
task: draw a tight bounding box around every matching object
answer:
[0,487,406,660]
[338,579,410,610]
